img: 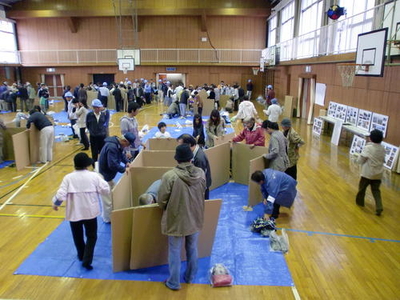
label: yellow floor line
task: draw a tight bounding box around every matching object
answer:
[0,213,64,219]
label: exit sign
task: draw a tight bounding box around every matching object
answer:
[166,67,176,72]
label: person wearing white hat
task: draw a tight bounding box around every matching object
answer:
[98,82,110,107]
[263,98,282,122]
[86,99,109,163]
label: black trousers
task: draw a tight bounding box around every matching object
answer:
[100,96,108,108]
[197,107,203,116]
[271,203,281,218]
[90,135,106,162]
[80,127,90,149]
[285,165,297,180]
[70,217,98,266]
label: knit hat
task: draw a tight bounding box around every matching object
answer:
[281,118,292,127]
[123,132,136,147]
[74,152,93,168]
[91,99,103,107]
[271,98,278,104]
[174,144,193,162]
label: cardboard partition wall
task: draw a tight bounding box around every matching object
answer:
[111,207,135,272]
[2,127,25,160]
[130,167,172,207]
[204,142,231,190]
[11,130,30,171]
[112,172,132,210]
[200,90,216,117]
[248,156,266,207]
[283,95,296,118]
[214,132,235,147]
[142,151,176,167]
[129,199,222,270]
[219,95,230,109]
[232,143,267,185]
[107,95,116,111]
[146,138,178,150]
[129,148,144,168]
[29,125,40,165]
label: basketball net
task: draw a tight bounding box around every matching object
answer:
[123,68,128,75]
[252,67,260,75]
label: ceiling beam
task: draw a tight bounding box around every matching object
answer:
[66,17,78,33]
[201,11,207,32]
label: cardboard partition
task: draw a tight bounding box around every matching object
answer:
[111,207,134,272]
[200,90,216,117]
[219,95,230,109]
[248,156,266,207]
[130,167,172,207]
[112,171,132,210]
[2,127,25,160]
[29,124,40,165]
[12,130,31,171]
[146,138,178,150]
[142,151,176,167]
[204,142,230,190]
[214,132,235,147]
[283,95,295,118]
[129,148,144,168]
[232,143,268,185]
[107,95,116,110]
[129,199,222,270]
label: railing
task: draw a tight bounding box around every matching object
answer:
[263,3,388,63]
[18,48,262,66]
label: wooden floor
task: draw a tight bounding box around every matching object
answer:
[0,100,399,300]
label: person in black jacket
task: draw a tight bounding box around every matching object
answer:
[27,110,54,163]
[112,85,123,112]
[179,87,190,118]
[86,99,110,163]
[18,84,29,112]
[177,133,212,199]
[192,114,205,147]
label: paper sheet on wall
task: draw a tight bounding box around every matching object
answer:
[315,83,326,106]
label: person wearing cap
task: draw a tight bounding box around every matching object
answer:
[262,120,289,172]
[52,152,110,270]
[281,118,305,180]
[120,102,146,160]
[232,117,265,148]
[98,82,110,107]
[143,80,152,104]
[158,144,206,290]
[265,84,275,106]
[27,108,54,163]
[263,98,282,123]
[86,99,110,163]
[138,179,162,205]
[246,79,253,100]
[98,132,136,223]
[354,129,386,216]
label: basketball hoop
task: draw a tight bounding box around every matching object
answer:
[123,67,128,75]
[337,63,370,87]
[252,67,260,75]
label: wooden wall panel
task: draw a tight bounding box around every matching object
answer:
[280,63,400,146]
[16,16,265,51]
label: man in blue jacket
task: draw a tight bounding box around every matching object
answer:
[251,169,297,220]
[98,132,135,223]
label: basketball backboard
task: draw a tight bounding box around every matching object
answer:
[355,28,388,77]
[118,58,135,72]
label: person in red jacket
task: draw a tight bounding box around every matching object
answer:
[232,117,265,148]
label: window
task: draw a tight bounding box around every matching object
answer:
[0,19,19,64]
[268,16,277,47]
[279,1,295,60]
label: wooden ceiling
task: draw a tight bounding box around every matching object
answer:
[6,0,273,18]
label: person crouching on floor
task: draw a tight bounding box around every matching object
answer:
[52,152,110,270]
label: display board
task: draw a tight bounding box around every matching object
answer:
[370,113,389,138]
[357,109,372,132]
[327,101,337,117]
[349,135,366,155]
[381,142,399,170]
[345,106,359,125]
[312,117,323,135]
[334,104,347,122]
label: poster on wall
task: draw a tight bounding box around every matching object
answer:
[349,135,366,155]
[327,102,337,118]
[345,106,359,125]
[313,117,323,135]
[334,104,348,122]
[381,142,398,170]
[315,83,326,106]
[370,113,389,138]
[357,109,372,132]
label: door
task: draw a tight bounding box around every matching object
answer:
[93,74,115,86]
[42,74,63,98]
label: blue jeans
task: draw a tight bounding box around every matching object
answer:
[166,232,199,290]
[179,103,186,117]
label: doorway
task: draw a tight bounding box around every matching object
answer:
[93,74,115,86]
[41,74,64,98]
[156,73,186,87]
[298,74,316,124]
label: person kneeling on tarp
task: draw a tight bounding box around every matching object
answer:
[138,179,161,205]
[251,169,297,220]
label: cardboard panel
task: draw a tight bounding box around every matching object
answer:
[147,138,178,150]
[283,95,295,118]
[130,199,222,270]
[219,95,230,109]
[248,156,266,207]
[214,132,235,147]
[29,124,40,164]
[200,90,215,117]
[130,167,172,207]
[232,143,267,185]
[112,171,132,210]
[111,207,134,272]
[11,130,31,170]
[2,128,25,160]
[87,90,98,104]
[129,148,144,168]
[142,151,176,167]
[204,142,230,190]
[107,95,116,110]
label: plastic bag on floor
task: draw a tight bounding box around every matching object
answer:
[269,229,289,254]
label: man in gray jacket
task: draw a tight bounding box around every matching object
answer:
[157,144,206,291]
